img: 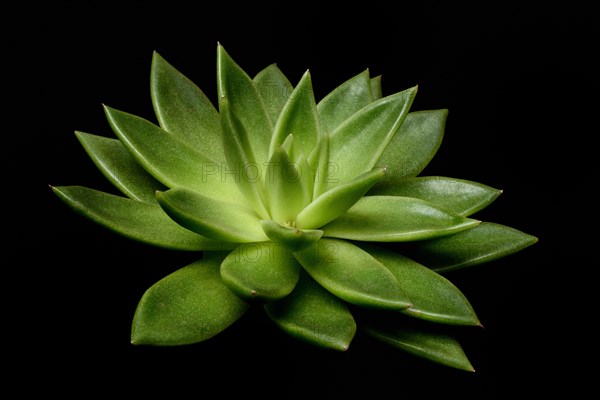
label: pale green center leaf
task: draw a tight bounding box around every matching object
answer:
[322,196,480,242]
[253,63,294,126]
[260,220,323,251]
[156,187,268,243]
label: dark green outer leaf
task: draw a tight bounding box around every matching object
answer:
[369,176,502,216]
[271,70,320,158]
[363,324,474,371]
[131,254,249,346]
[322,196,480,242]
[254,64,294,125]
[104,106,244,204]
[151,52,225,163]
[375,110,447,186]
[264,272,356,351]
[370,76,382,101]
[294,239,411,310]
[51,186,232,251]
[75,131,166,203]
[327,87,417,188]
[156,188,268,243]
[408,222,538,273]
[220,242,301,301]
[363,244,480,326]
[317,70,372,134]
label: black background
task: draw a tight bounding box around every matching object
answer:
[16,2,594,397]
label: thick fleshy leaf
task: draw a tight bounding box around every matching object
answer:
[408,222,538,273]
[363,244,480,325]
[370,75,382,100]
[51,186,231,251]
[150,52,224,162]
[328,87,417,187]
[369,176,502,216]
[265,146,309,224]
[308,131,331,198]
[294,239,410,310]
[295,167,386,229]
[131,254,249,345]
[75,131,166,203]
[270,70,319,158]
[265,272,356,351]
[217,44,272,165]
[261,220,323,251]
[104,106,243,204]
[317,70,372,134]
[363,322,474,371]
[220,242,301,301]
[376,110,447,186]
[156,187,268,243]
[254,64,293,125]
[323,196,480,242]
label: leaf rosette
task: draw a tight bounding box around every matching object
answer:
[52,44,537,370]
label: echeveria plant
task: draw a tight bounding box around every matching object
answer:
[51,44,537,371]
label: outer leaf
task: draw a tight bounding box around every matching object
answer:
[104,106,243,204]
[221,242,301,301]
[150,52,225,162]
[75,131,166,203]
[294,239,410,310]
[254,63,293,125]
[376,110,447,186]
[265,146,309,224]
[370,75,382,101]
[260,220,323,251]
[363,244,480,326]
[328,87,417,187]
[408,222,538,273]
[323,196,480,242]
[217,44,272,165]
[369,176,502,216]
[156,187,268,243]
[131,254,249,345]
[270,70,320,158]
[51,186,231,251]
[363,323,474,371]
[295,167,386,229]
[317,70,372,134]
[265,272,356,351]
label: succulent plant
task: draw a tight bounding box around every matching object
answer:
[51,43,537,371]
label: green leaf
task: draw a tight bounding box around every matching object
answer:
[376,110,447,186]
[265,146,309,224]
[220,242,301,301]
[156,187,268,243]
[362,244,480,325]
[261,220,323,251]
[328,87,417,188]
[370,176,502,216]
[294,239,410,310]
[150,52,225,163]
[131,253,249,345]
[75,131,166,203]
[370,75,382,101]
[295,167,386,229]
[217,44,272,165]
[103,105,243,204]
[270,70,320,158]
[317,70,372,134]
[265,272,356,351]
[308,131,331,198]
[51,186,231,251]
[408,222,538,273]
[322,196,480,242]
[254,64,294,125]
[363,322,474,371]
